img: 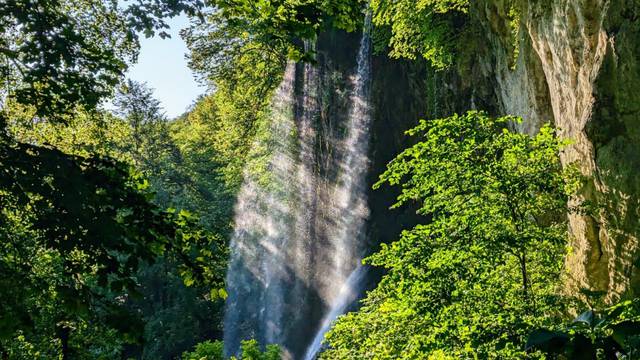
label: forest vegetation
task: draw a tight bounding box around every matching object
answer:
[1,0,639,359]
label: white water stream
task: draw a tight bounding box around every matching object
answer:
[224,13,372,359]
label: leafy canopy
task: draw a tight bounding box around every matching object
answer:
[182,339,280,360]
[325,111,581,358]
[200,0,365,58]
[0,0,203,118]
[0,1,226,355]
[370,0,469,69]
[1,82,232,357]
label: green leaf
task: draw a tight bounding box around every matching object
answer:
[525,329,570,353]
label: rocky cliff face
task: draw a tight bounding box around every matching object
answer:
[313,0,639,308]
[473,0,640,302]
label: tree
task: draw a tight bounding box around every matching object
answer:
[181,9,287,92]
[0,1,224,354]
[369,0,469,69]
[114,80,165,127]
[181,0,369,100]
[324,111,581,358]
[182,339,280,360]
[113,80,170,170]
[185,0,364,64]
[0,0,203,119]
[5,97,230,358]
[0,135,222,356]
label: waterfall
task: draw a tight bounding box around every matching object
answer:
[224,13,373,359]
[302,266,368,360]
[303,13,373,359]
[223,63,298,354]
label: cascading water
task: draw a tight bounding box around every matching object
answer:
[302,266,368,360]
[223,62,297,354]
[224,13,373,359]
[303,13,373,359]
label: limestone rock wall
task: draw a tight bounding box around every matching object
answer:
[475,0,640,302]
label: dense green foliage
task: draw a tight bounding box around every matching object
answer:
[324,112,581,358]
[187,0,364,63]
[4,80,236,357]
[0,126,224,357]
[182,339,279,360]
[0,0,231,357]
[370,0,469,69]
[368,0,522,70]
[1,0,629,358]
[0,0,203,118]
[527,300,640,359]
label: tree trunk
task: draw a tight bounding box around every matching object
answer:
[520,251,529,299]
[57,324,71,360]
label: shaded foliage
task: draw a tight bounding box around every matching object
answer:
[527,300,640,359]
[0,125,222,356]
[4,80,233,357]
